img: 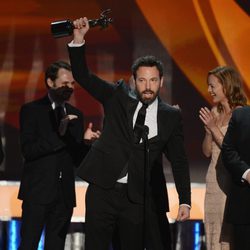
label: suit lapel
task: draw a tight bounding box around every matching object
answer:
[127,90,139,139]
[41,96,58,129]
[157,100,171,142]
[127,94,173,146]
[33,96,58,131]
[127,96,168,145]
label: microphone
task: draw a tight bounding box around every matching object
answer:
[142,125,149,141]
[51,9,112,38]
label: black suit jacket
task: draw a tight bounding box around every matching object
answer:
[0,131,4,165]
[222,106,250,224]
[68,45,191,211]
[18,96,88,207]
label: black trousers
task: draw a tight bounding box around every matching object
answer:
[18,182,73,250]
[233,224,250,250]
[85,183,171,250]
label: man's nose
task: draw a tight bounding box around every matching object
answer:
[145,81,151,89]
[66,82,74,88]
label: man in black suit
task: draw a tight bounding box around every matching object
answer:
[68,18,191,250]
[18,61,99,250]
[0,131,3,164]
[222,106,250,250]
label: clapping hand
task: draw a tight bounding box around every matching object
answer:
[59,114,78,136]
[172,104,180,110]
[199,107,216,132]
[84,123,101,143]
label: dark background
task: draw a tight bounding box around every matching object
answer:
[0,0,249,183]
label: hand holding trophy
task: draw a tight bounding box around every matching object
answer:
[51,9,113,38]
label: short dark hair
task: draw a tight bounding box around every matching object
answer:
[45,61,71,88]
[131,55,164,79]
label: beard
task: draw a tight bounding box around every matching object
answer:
[135,89,159,105]
[50,86,73,103]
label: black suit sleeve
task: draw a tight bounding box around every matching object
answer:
[222,110,250,184]
[20,104,65,161]
[63,110,90,167]
[68,45,115,104]
[164,110,191,206]
[0,131,4,164]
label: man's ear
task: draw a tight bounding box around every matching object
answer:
[47,78,54,88]
[128,76,136,90]
[132,77,136,85]
[160,77,164,88]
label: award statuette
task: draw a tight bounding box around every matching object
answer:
[51,9,112,38]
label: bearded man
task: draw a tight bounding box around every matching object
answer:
[18,61,100,250]
[67,18,191,250]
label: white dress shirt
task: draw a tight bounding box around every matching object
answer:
[117,98,158,183]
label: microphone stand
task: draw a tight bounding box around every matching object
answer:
[142,125,149,250]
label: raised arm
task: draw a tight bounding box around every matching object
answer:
[68,17,115,104]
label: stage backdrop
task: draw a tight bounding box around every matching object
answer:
[0,0,249,183]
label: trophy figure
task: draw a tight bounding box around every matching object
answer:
[51,9,112,38]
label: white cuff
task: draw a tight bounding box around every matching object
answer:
[68,40,85,47]
[180,204,191,209]
[242,169,250,182]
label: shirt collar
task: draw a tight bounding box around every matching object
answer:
[48,93,65,110]
[138,97,158,110]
